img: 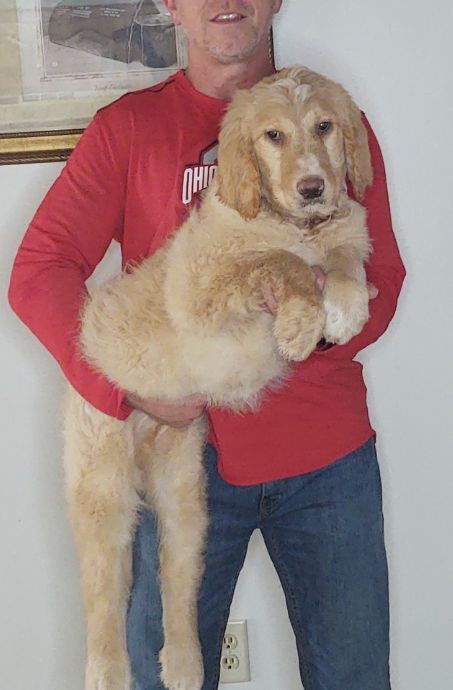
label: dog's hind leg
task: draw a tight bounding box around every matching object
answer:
[64,395,140,690]
[145,419,209,690]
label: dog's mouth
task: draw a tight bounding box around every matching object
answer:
[300,197,326,209]
[259,179,348,233]
[262,192,347,235]
[300,212,333,232]
[295,186,344,221]
[299,203,351,234]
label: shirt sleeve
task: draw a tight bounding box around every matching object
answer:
[325,114,406,360]
[8,107,133,419]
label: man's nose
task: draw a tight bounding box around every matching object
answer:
[297,176,325,200]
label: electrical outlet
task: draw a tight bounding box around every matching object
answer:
[219,620,250,683]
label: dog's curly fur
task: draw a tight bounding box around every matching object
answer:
[63,67,373,690]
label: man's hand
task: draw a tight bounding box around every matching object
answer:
[261,266,378,315]
[126,392,207,428]
[311,266,378,298]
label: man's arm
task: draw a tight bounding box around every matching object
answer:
[325,115,406,359]
[8,108,133,419]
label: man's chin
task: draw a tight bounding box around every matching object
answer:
[206,39,259,64]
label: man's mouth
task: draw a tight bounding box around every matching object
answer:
[211,12,246,23]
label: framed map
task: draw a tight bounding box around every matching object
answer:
[0,0,187,163]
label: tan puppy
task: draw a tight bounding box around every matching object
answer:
[63,67,373,690]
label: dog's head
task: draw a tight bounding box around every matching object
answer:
[216,67,373,222]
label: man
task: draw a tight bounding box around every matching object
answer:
[9,1,405,688]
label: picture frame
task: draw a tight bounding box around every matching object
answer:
[0,129,82,165]
[0,0,187,165]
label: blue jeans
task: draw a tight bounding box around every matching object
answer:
[127,438,391,690]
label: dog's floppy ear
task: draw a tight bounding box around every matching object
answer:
[342,100,373,201]
[216,94,261,220]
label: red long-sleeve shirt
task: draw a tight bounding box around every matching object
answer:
[9,70,405,485]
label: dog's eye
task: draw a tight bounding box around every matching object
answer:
[317,121,332,135]
[266,130,283,143]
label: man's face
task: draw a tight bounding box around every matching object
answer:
[164,0,283,64]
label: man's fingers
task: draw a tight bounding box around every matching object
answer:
[177,394,207,406]
[160,395,207,409]
[157,406,206,421]
[126,391,207,427]
[260,285,278,315]
[155,416,202,429]
[153,405,206,427]
[367,282,379,299]
[311,265,326,291]
[311,268,377,298]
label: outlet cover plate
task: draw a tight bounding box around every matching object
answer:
[219,620,250,683]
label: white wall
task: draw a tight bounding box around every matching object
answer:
[1,1,452,688]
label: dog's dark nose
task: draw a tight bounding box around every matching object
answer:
[297,176,325,200]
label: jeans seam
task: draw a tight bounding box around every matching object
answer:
[263,527,315,690]
[203,578,240,690]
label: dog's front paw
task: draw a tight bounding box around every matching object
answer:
[159,640,204,690]
[274,295,325,361]
[323,278,369,345]
[85,654,131,690]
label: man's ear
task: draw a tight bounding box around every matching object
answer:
[162,0,180,24]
